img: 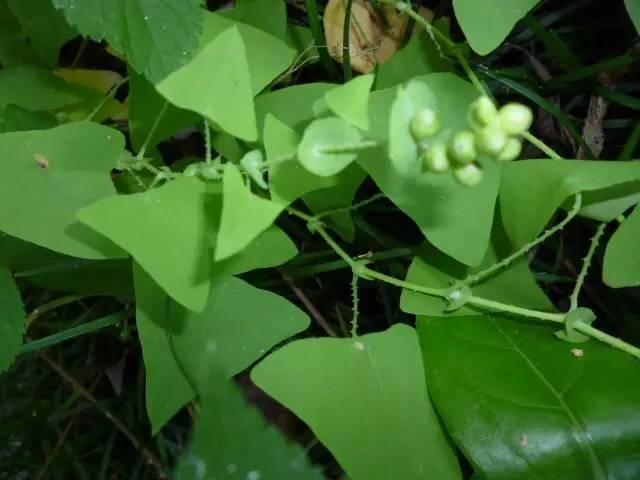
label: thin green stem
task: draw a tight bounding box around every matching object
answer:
[85,76,129,122]
[316,193,386,220]
[522,131,562,159]
[574,323,640,360]
[351,272,359,337]
[136,101,168,160]
[304,0,339,79]
[323,139,379,154]
[203,119,212,164]
[455,193,582,289]
[467,296,565,323]
[569,222,607,311]
[342,0,354,81]
[27,294,93,326]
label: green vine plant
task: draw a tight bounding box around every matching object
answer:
[5,0,640,478]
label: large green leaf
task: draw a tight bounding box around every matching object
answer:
[626,0,640,33]
[200,11,295,97]
[0,4,37,67]
[453,0,540,55]
[175,367,322,480]
[218,0,287,39]
[603,203,640,288]
[0,122,124,259]
[135,250,309,432]
[401,224,554,315]
[361,73,498,266]
[128,70,197,152]
[252,325,462,480]
[418,314,640,480]
[0,264,25,373]
[7,0,76,66]
[78,177,211,312]
[215,164,283,261]
[157,26,256,142]
[53,0,203,82]
[0,105,58,133]
[500,159,640,248]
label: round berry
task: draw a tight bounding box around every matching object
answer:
[449,130,477,166]
[499,103,533,136]
[496,138,523,162]
[468,96,499,131]
[453,163,483,187]
[410,108,440,140]
[424,143,450,173]
[476,127,508,156]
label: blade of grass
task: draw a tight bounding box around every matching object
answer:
[621,121,640,160]
[343,0,354,80]
[304,0,339,79]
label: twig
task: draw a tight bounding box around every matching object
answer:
[39,352,167,478]
[280,271,338,337]
[569,222,607,311]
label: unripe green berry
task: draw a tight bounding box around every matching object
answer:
[424,143,450,173]
[496,137,522,162]
[476,127,508,156]
[183,163,200,177]
[453,163,483,187]
[410,108,440,140]
[499,103,533,136]
[449,130,477,166]
[468,96,499,131]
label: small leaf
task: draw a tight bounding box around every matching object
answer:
[216,164,283,261]
[389,80,437,175]
[175,367,322,480]
[324,74,374,130]
[252,324,462,480]
[0,264,25,373]
[157,26,257,141]
[78,177,212,312]
[0,123,125,259]
[298,117,362,177]
[453,0,540,55]
[53,0,203,82]
[603,203,640,287]
[418,314,640,480]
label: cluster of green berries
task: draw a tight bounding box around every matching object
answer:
[409,96,533,187]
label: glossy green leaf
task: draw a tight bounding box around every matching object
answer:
[603,203,640,288]
[78,177,211,312]
[219,0,287,39]
[135,258,309,432]
[216,164,283,261]
[453,0,540,55]
[376,29,453,90]
[418,314,640,480]
[0,123,125,259]
[200,12,295,97]
[128,70,197,152]
[252,324,462,480]
[626,0,640,33]
[7,0,75,66]
[361,73,498,266]
[0,105,58,133]
[53,0,203,82]
[157,26,257,142]
[389,80,437,175]
[298,117,362,177]
[0,264,25,373]
[401,224,554,315]
[324,74,374,130]
[175,368,322,480]
[500,159,640,248]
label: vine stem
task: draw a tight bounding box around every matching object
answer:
[351,272,360,337]
[574,323,640,359]
[522,131,562,160]
[342,0,354,81]
[454,193,583,289]
[569,222,607,311]
[316,193,386,220]
[136,101,169,160]
[85,76,129,122]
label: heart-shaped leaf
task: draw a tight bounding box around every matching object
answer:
[324,74,374,130]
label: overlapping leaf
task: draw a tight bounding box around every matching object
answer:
[0,122,125,259]
[418,314,640,480]
[603,203,640,288]
[252,325,462,480]
[0,264,25,373]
